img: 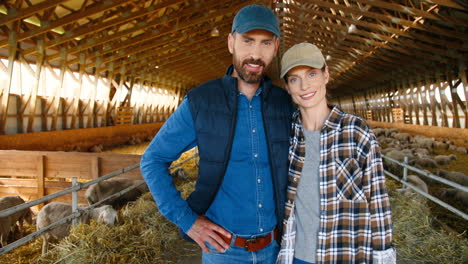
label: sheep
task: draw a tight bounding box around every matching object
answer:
[454,146,467,154]
[89,144,103,153]
[448,144,457,152]
[373,128,385,137]
[394,132,412,143]
[128,136,142,145]
[37,202,118,255]
[382,147,399,155]
[0,196,33,247]
[434,154,457,166]
[85,178,149,208]
[437,169,468,186]
[434,141,449,150]
[414,148,430,158]
[171,167,188,180]
[413,136,435,149]
[409,157,438,168]
[385,128,399,137]
[406,175,429,193]
[438,188,468,207]
[383,150,412,175]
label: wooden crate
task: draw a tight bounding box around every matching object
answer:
[115,106,133,125]
[392,108,404,123]
[366,110,373,120]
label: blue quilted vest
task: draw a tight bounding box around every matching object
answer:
[185,66,293,239]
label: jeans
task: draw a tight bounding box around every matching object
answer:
[202,233,279,264]
[293,257,314,264]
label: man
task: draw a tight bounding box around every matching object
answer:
[276,43,395,264]
[140,4,294,263]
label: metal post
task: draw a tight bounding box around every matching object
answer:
[403,156,408,188]
[72,177,78,225]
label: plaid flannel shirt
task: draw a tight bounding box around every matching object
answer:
[277,106,396,264]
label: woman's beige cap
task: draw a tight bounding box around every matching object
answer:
[280,42,326,78]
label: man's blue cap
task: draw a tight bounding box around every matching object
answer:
[231,5,280,38]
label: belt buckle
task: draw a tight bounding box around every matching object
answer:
[244,238,257,251]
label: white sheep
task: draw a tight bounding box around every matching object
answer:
[413,136,435,150]
[394,132,412,143]
[36,202,118,255]
[171,167,188,180]
[434,154,457,166]
[406,175,429,193]
[409,157,438,168]
[85,178,149,208]
[437,169,468,186]
[455,146,467,154]
[434,141,449,150]
[0,196,33,247]
[439,188,468,207]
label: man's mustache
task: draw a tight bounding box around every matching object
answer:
[243,58,265,67]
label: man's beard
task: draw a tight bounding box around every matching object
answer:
[233,56,268,84]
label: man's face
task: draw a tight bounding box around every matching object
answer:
[228,29,279,83]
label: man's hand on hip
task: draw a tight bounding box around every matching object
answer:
[187,215,231,253]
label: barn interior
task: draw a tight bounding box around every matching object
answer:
[0,0,467,263]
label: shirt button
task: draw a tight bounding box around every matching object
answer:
[258,204,262,208]
[259,228,264,232]
[254,154,258,158]
[252,129,256,133]
[257,179,261,183]
[249,105,252,109]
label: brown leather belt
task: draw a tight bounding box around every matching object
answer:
[220,229,278,252]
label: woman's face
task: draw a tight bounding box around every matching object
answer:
[286,65,329,111]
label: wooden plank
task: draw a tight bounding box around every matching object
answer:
[0,31,17,134]
[27,39,45,132]
[90,156,100,179]
[37,155,45,209]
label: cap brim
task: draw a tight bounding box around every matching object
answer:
[234,24,280,38]
[280,58,325,79]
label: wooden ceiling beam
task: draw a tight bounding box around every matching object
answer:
[307,0,464,41]
[0,0,135,48]
[287,3,468,48]
[44,0,238,62]
[425,0,468,10]
[109,35,227,74]
[132,44,227,76]
[0,0,67,26]
[357,0,466,26]
[91,21,232,71]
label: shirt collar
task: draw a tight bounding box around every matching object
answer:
[224,65,271,98]
[292,105,344,132]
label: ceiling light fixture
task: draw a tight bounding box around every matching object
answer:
[210,27,220,37]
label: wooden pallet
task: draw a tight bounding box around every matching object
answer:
[115,106,133,125]
[366,110,373,120]
[392,107,404,123]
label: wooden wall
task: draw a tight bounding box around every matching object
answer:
[0,122,162,151]
[0,150,142,212]
[335,67,468,129]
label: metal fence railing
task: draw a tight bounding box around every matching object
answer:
[382,154,468,221]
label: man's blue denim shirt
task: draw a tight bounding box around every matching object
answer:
[140,88,276,236]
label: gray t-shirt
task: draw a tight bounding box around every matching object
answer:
[294,129,321,262]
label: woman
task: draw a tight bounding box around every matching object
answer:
[276,43,396,264]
